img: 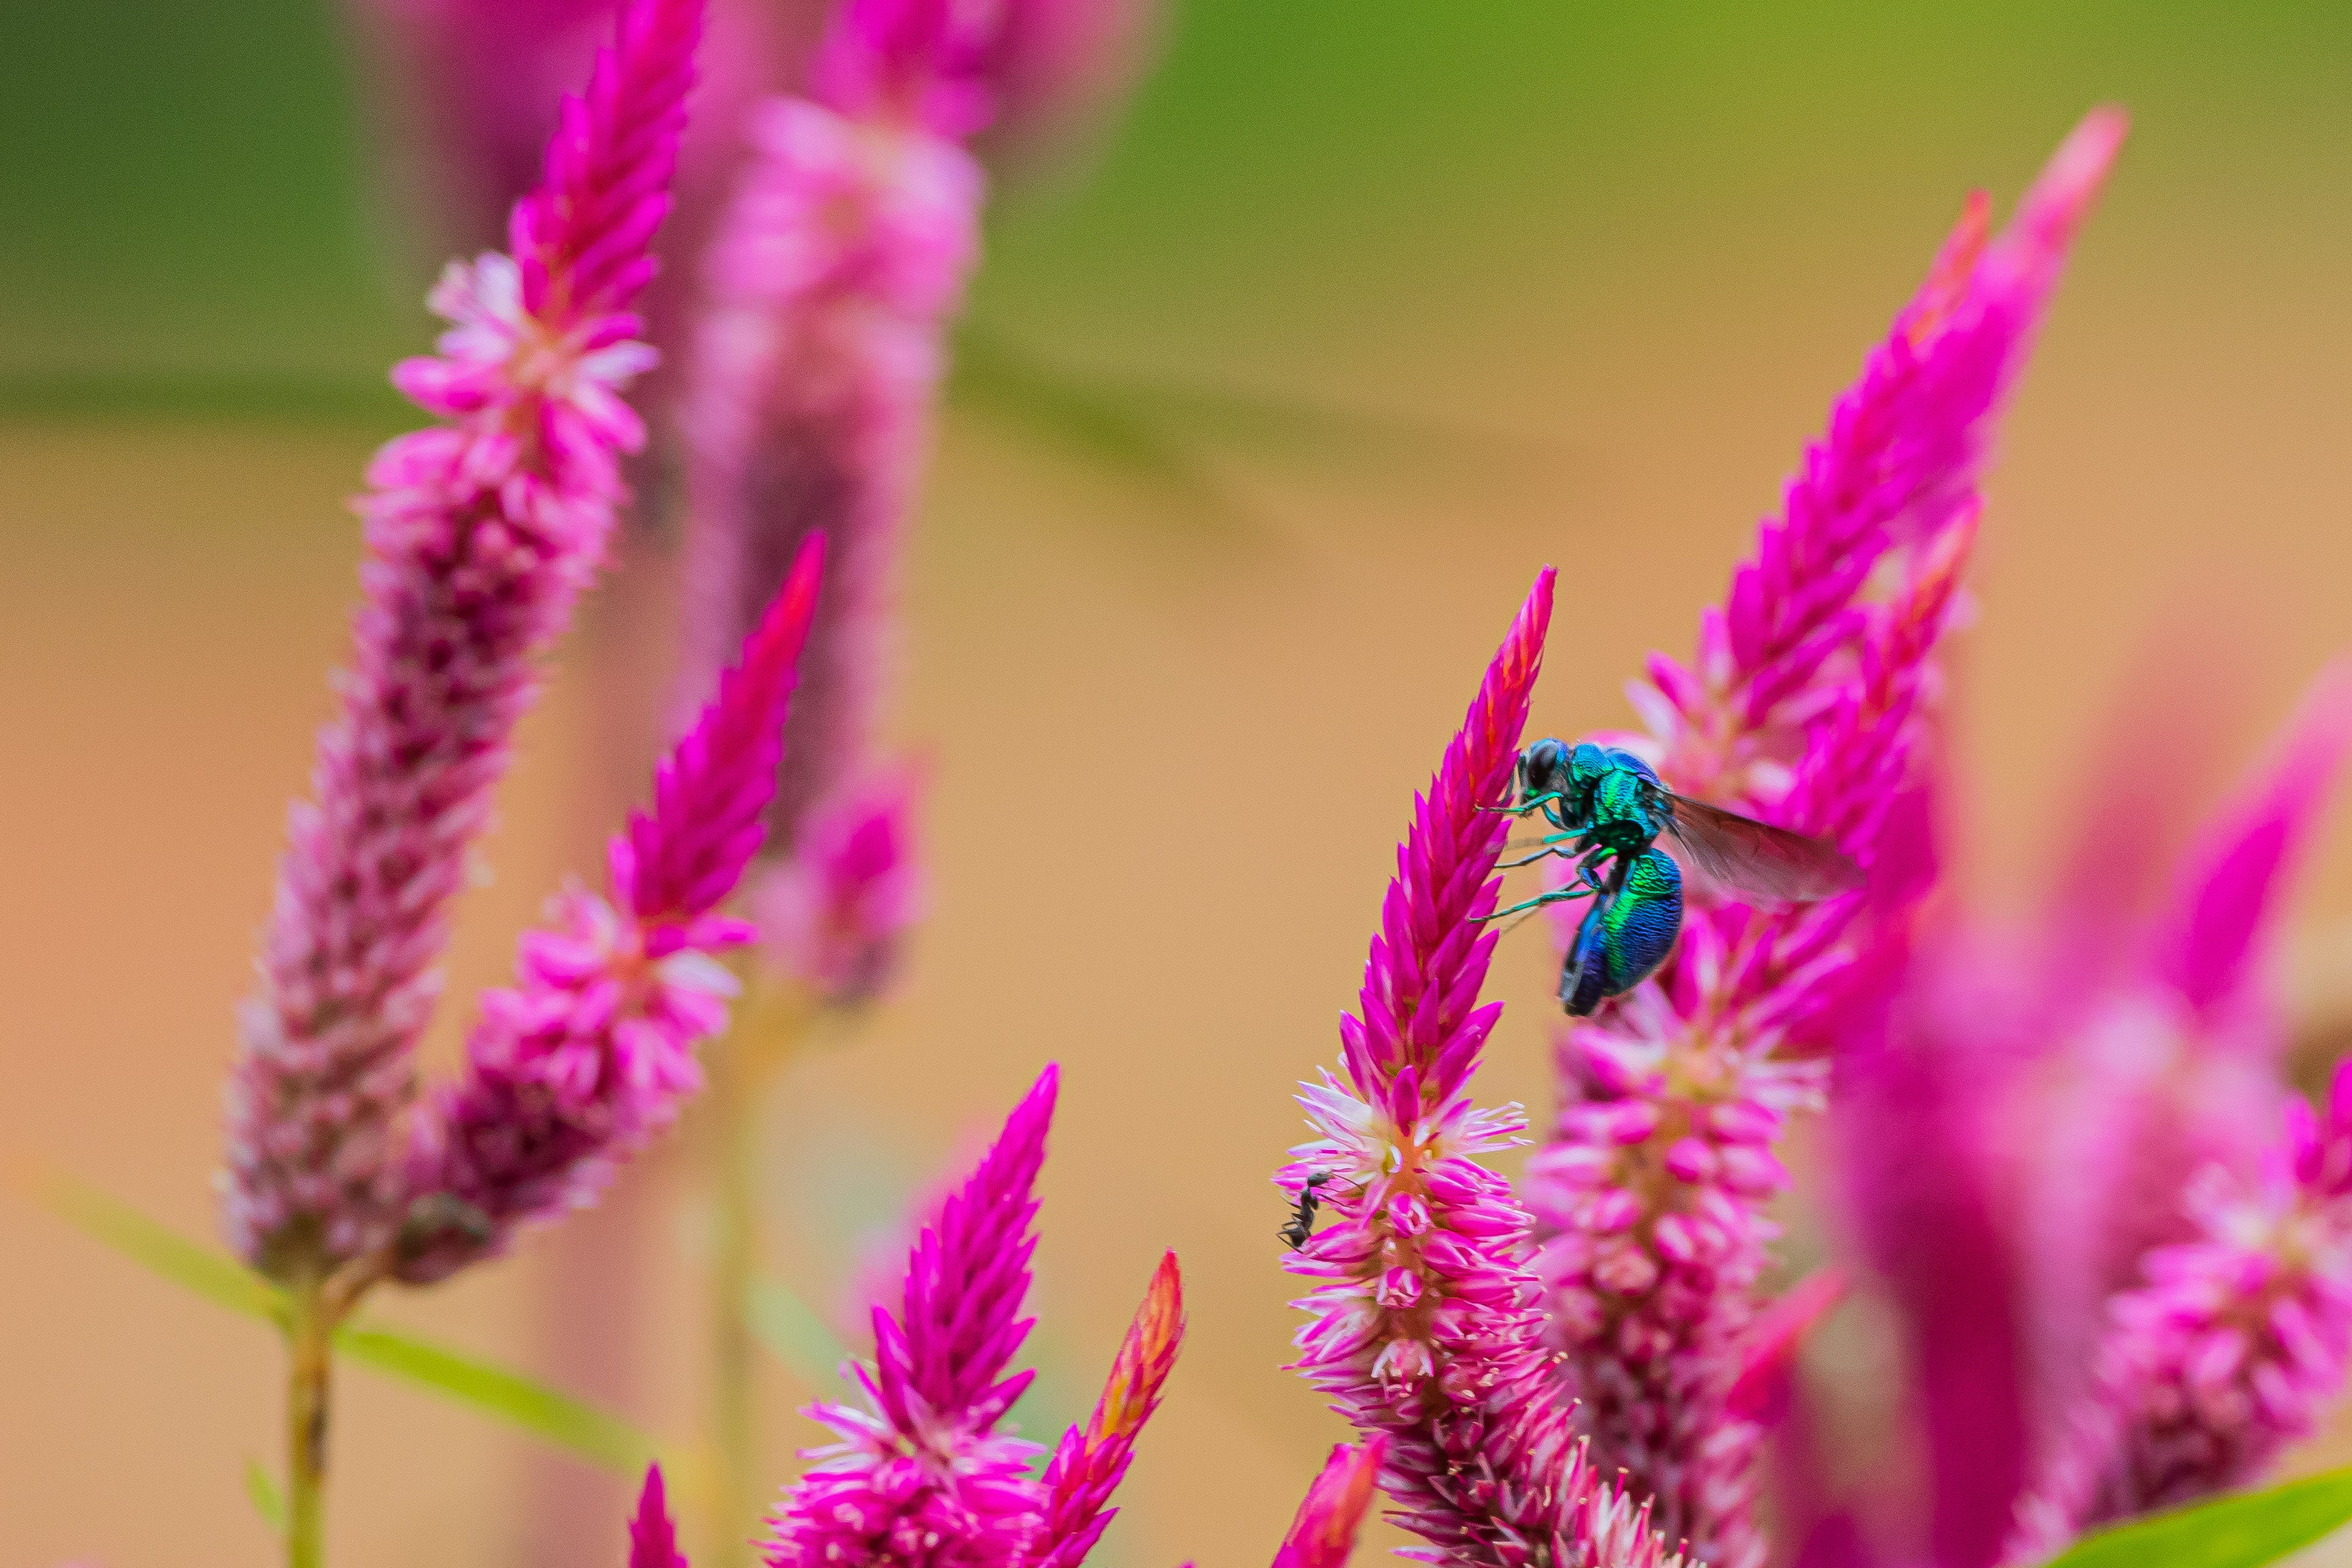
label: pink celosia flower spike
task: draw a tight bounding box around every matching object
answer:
[1032,1251,1186,1568]
[756,762,928,1006]
[678,0,989,855]
[631,1464,691,1568]
[220,0,709,1278]
[2005,1058,2352,1561]
[1277,568,1687,1568]
[393,539,822,1282]
[2021,656,2352,1420]
[1270,1438,1388,1568]
[765,1066,1059,1568]
[1524,110,2124,1568]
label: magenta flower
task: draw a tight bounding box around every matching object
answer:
[765,1065,1059,1568]
[755,763,927,1006]
[394,538,823,1281]
[631,1464,690,1568]
[1525,109,2124,1568]
[1276,566,1686,1568]
[1270,1438,1387,1568]
[677,0,987,858]
[1031,1251,1186,1568]
[221,0,707,1278]
[2007,1059,2352,1560]
[2022,658,2352,1394]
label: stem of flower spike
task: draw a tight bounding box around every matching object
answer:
[707,988,819,1568]
[283,1273,336,1568]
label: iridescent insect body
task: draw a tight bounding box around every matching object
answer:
[1487,739,1861,1016]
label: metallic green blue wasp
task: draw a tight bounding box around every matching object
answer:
[1481,739,1861,1015]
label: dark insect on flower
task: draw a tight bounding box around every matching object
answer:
[1482,739,1862,1014]
[1278,1172,1345,1251]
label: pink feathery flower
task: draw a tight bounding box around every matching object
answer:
[2021,658,2352,1419]
[1270,1438,1388,1568]
[1531,513,1980,1568]
[765,1066,1058,1568]
[221,0,708,1278]
[2005,1059,2352,1561]
[1031,1251,1186,1568]
[393,540,822,1282]
[756,763,927,1005]
[1523,110,2124,1567]
[631,1464,691,1568]
[1278,567,1686,1568]
[678,0,987,854]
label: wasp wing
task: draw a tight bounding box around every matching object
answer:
[1659,795,1863,905]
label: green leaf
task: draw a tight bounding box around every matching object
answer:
[244,1456,287,1538]
[744,1273,852,1392]
[16,1166,663,1474]
[334,1322,661,1474]
[2040,1466,2352,1568]
[15,1166,285,1324]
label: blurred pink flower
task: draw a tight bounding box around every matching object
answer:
[2022,659,2352,1392]
[396,540,823,1281]
[221,0,707,1278]
[1032,1252,1186,1568]
[1526,107,2125,1568]
[1276,567,1687,1568]
[756,763,927,1006]
[1269,1438,1387,1568]
[678,0,983,849]
[2007,1059,2352,1560]
[766,1066,1059,1568]
[631,1463,691,1568]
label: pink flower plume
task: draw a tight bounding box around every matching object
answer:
[393,556,824,1283]
[2152,657,2352,1021]
[1529,110,2122,1568]
[1270,1438,1388,1568]
[1277,568,1686,1568]
[765,1067,1059,1568]
[755,761,927,1006]
[2007,1060,2352,1559]
[619,532,827,929]
[630,1464,690,1568]
[1033,1252,1186,1568]
[221,0,709,1277]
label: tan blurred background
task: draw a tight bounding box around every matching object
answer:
[3,2,2350,1566]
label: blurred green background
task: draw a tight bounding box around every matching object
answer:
[3,4,2350,1567]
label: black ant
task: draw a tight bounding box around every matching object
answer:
[1277,1172,1361,1251]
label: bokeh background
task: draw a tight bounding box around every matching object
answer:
[3,2,2350,1566]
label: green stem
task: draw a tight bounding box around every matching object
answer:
[708,995,815,1568]
[284,1278,336,1568]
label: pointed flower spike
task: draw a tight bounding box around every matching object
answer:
[2006,1055,2352,1560]
[221,0,709,1279]
[393,551,823,1283]
[677,0,988,856]
[756,760,927,1006]
[630,1464,690,1568]
[1531,107,2120,1568]
[1270,1437,1388,1568]
[1033,1252,1187,1568]
[1280,568,1682,1568]
[2152,655,2352,1022]
[622,532,827,928]
[764,1068,1060,1568]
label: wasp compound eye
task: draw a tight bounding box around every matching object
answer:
[1520,737,1567,795]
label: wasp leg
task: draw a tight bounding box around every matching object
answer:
[1496,844,1581,870]
[1471,886,1594,924]
[1482,790,1567,816]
